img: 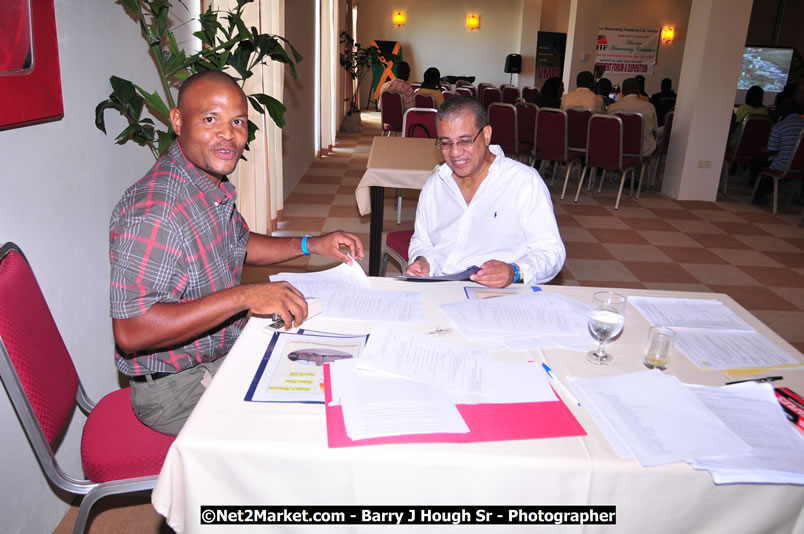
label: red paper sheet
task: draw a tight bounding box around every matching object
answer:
[323,365,586,448]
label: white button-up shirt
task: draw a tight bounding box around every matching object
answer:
[408,145,566,284]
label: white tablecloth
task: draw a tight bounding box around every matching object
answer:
[152,280,804,533]
[354,136,444,215]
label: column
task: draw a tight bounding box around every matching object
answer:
[562,0,603,92]
[661,0,753,200]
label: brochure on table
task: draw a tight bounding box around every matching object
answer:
[245,331,369,403]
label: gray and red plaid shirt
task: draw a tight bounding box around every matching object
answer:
[110,140,250,376]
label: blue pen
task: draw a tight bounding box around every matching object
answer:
[542,363,581,407]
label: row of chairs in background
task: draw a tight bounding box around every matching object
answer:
[492,104,673,211]
[723,115,804,215]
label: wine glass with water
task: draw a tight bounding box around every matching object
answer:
[587,291,626,365]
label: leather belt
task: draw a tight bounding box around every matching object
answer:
[129,372,173,383]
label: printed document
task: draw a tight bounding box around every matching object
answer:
[245,331,368,403]
[270,261,370,298]
[689,382,804,485]
[330,360,470,440]
[321,288,424,323]
[568,370,750,466]
[674,329,801,370]
[628,297,752,330]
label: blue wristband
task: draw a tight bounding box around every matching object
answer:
[301,235,311,256]
[511,263,520,284]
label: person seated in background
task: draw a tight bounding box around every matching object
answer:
[109,71,364,435]
[650,77,677,121]
[751,97,804,205]
[405,96,565,287]
[561,70,606,113]
[379,61,415,111]
[608,77,659,157]
[634,75,650,102]
[596,78,615,106]
[533,76,563,108]
[729,85,769,149]
[415,67,445,108]
[770,83,796,123]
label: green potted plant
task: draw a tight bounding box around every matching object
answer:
[95,0,302,158]
[338,31,382,133]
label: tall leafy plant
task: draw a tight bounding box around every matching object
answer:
[95,0,302,159]
[339,31,386,114]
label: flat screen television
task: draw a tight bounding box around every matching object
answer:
[736,46,795,106]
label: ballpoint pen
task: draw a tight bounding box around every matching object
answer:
[725,376,783,385]
[542,363,581,407]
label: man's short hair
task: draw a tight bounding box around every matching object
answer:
[661,78,672,91]
[621,78,640,96]
[177,70,240,109]
[396,62,410,81]
[436,95,488,131]
[576,71,595,90]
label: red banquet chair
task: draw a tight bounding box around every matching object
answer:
[456,86,475,98]
[481,86,502,109]
[403,107,437,139]
[614,111,654,199]
[515,102,538,164]
[488,102,518,157]
[721,115,772,194]
[533,107,585,198]
[650,110,674,189]
[522,86,539,102]
[380,91,404,135]
[501,85,520,104]
[566,107,592,154]
[574,114,641,210]
[380,230,415,276]
[753,129,804,215]
[414,93,436,109]
[0,242,175,534]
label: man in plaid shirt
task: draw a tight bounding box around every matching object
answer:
[110,71,363,435]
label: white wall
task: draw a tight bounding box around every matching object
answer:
[282,0,317,200]
[353,0,691,102]
[0,2,197,532]
[355,0,526,107]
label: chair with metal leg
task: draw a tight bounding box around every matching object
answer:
[752,129,804,215]
[0,242,175,534]
[380,230,414,276]
[533,107,585,197]
[575,114,641,210]
[380,91,404,135]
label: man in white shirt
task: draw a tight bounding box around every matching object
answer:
[405,96,565,287]
[607,77,659,156]
[561,71,606,114]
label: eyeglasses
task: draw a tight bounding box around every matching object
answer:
[435,128,484,151]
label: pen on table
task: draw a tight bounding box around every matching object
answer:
[725,376,783,385]
[541,363,581,407]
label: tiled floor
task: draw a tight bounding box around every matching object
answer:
[57,111,804,534]
[261,111,804,354]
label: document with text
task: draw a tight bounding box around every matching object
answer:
[270,260,370,298]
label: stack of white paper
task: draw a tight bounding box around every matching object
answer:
[689,382,804,485]
[328,326,557,440]
[569,371,804,484]
[440,292,591,351]
[271,261,424,323]
[628,297,802,370]
[569,370,751,466]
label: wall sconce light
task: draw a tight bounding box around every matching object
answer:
[466,14,480,31]
[393,11,406,28]
[661,26,674,44]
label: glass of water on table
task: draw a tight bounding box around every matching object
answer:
[586,291,626,365]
